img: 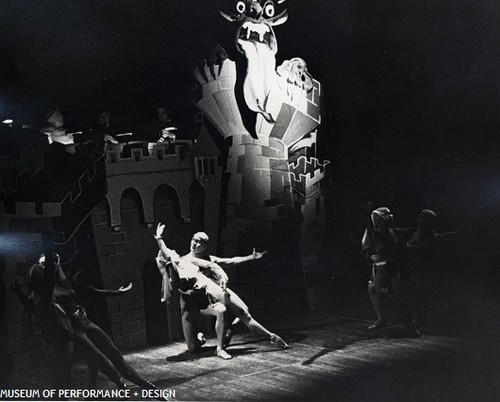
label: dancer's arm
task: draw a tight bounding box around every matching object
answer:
[210,248,267,268]
[9,280,35,313]
[154,223,179,261]
[71,270,133,296]
[154,223,197,294]
[155,253,174,302]
[189,257,228,289]
[39,251,57,308]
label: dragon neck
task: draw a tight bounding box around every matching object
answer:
[242,45,278,117]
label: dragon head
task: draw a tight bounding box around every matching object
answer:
[219,0,288,55]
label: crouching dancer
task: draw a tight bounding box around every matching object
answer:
[154,223,288,359]
[154,225,232,359]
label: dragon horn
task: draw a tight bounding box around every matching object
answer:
[269,9,288,26]
[219,9,237,22]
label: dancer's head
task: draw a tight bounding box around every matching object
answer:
[25,252,61,293]
[371,207,393,231]
[46,108,64,128]
[417,209,437,230]
[38,252,61,266]
[190,232,209,255]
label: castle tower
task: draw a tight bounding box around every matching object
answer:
[194,52,326,313]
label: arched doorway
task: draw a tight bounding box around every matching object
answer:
[142,184,182,344]
[120,187,144,225]
[189,180,205,234]
[143,259,169,345]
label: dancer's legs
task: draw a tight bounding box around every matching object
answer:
[224,290,271,338]
[83,321,157,388]
[224,289,288,348]
[72,328,125,388]
[389,274,421,337]
[200,302,231,359]
[51,339,74,389]
[368,266,390,328]
[179,296,204,353]
[86,357,98,388]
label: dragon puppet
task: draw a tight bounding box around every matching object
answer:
[193,0,327,259]
[190,0,329,308]
[219,0,314,125]
[194,0,320,145]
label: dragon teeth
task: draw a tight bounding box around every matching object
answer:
[242,21,270,43]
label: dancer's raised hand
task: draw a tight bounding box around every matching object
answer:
[118,282,133,293]
[155,223,165,240]
[252,248,267,260]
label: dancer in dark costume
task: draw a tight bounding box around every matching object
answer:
[394,209,459,325]
[362,207,420,337]
[10,252,159,389]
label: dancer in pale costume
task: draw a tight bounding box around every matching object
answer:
[154,223,288,359]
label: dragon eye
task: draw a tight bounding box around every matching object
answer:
[264,3,275,17]
[236,1,246,14]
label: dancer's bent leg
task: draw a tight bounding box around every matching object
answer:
[180,296,204,353]
[200,302,231,359]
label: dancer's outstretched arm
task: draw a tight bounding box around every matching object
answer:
[71,270,132,296]
[9,281,35,313]
[210,248,267,268]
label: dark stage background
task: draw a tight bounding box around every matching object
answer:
[1,0,500,316]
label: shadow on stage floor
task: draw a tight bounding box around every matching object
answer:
[68,284,500,401]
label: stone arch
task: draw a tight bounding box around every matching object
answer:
[189,180,205,233]
[142,259,169,345]
[153,184,186,251]
[120,187,145,226]
[98,196,112,226]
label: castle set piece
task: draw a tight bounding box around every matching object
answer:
[0,0,329,384]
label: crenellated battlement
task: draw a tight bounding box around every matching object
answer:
[2,154,105,218]
[104,141,194,177]
[0,137,50,196]
[289,156,331,197]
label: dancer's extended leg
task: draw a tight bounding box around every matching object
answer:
[224,289,288,349]
[84,321,157,388]
[73,328,125,388]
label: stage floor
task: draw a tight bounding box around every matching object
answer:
[70,296,500,401]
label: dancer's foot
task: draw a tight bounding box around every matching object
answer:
[368,320,387,330]
[216,348,232,360]
[407,328,421,338]
[270,334,289,349]
[405,322,421,338]
[197,332,206,347]
[223,317,241,348]
[223,329,233,349]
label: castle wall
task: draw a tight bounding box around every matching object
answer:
[90,142,210,350]
[0,141,109,386]
[289,155,332,310]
